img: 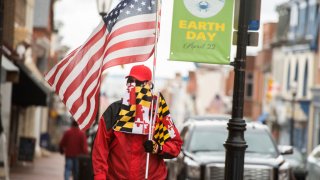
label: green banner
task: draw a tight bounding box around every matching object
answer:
[169,0,234,64]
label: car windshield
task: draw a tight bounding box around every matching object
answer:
[188,124,278,157]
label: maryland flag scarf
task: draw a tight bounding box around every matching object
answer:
[113,84,176,145]
[153,93,177,145]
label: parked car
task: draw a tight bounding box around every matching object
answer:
[306,145,320,180]
[167,116,293,180]
[283,147,307,180]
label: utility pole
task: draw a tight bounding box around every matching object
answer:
[224,0,249,179]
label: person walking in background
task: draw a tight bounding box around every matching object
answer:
[92,65,182,180]
[206,94,225,114]
[167,73,186,131]
[60,118,88,180]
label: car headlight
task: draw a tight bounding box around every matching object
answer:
[186,164,200,179]
[279,162,290,180]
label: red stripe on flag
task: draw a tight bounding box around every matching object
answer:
[103,53,154,70]
[45,0,159,130]
[55,26,107,93]
[47,24,105,87]
[46,48,79,85]
[105,37,155,55]
[62,31,155,118]
[61,39,108,104]
[68,54,153,120]
[76,83,100,126]
[69,70,101,125]
[67,66,100,115]
[74,80,100,126]
[106,21,155,42]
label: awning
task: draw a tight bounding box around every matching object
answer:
[12,62,51,107]
[1,55,19,83]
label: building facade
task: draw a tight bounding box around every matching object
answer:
[1,0,62,169]
[308,17,320,153]
[270,0,319,152]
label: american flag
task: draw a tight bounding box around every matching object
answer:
[45,0,158,130]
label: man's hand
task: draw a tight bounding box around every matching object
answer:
[144,140,159,154]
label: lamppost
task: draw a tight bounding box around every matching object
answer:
[89,0,113,142]
[94,0,113,124]
[77,2,114,180]
[290,82,297,146]
[96,0,113,18]
[224,0,249,179]
[0,0,4,135]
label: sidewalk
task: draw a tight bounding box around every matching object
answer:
[10,152,64,180]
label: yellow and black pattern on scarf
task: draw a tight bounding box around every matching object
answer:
[153,93,171,145]
[113,84,152,133]
[153,121,170,146]
[113,104,136,133]
[157,93,170,120]
[135,85,152,107]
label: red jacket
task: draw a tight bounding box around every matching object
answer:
[92,101,182,180]
[59,127,88,157]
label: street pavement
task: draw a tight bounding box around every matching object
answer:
[10,152,64,180]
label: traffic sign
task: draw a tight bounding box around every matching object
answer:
[234,0,261,31]
[232,31,259,46]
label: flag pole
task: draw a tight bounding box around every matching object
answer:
[145,92,160,179]
[145,0,161,179]
[151,0,161,90]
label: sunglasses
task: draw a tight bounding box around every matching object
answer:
[126,78,154,89]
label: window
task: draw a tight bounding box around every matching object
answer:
[189,128,226,152]
[188,125,278,157]
[306,2,319,49]
[296,2,307,39]
[277,8,290,41]
[288,3,299,40]
[287,63,291,91]
[294,61,299,82]
[245,130,277,157]
[308,0,318,23]
[303,60,309,97]
[290,3,299,27]
[180,126,190,149]
[245,73,253,98]
[318,111,320,145]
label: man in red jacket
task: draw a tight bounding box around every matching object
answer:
[60,118,89,180]
[92,65,182,180]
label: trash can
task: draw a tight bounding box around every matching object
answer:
[78,154,93,180]
[18,137,36,162]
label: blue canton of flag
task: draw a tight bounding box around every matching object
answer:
[104,0,156,32]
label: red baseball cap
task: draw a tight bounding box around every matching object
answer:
[126,65,152,81]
